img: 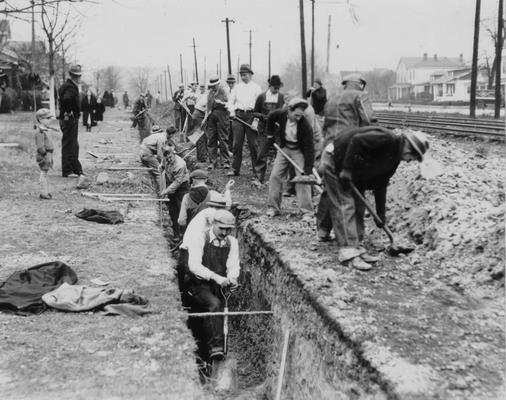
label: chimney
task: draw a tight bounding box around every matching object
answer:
[459,53,464,63]
[433,54,438,61]
[423,53,428,61]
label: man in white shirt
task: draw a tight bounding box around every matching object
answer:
[227,64,262,177]
[180,209,239,361]
[139,125,177,181]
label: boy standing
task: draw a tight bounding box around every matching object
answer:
[35,108,56,199]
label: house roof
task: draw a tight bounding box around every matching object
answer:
[399,56,466,69]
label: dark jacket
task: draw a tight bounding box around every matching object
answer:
[172,89,185,110]
[266,108,315,174]
[58,79,80,120]
[333,126,404,219]
[306,87,327,115]
[253,91,285,133]
[81,94,97,126]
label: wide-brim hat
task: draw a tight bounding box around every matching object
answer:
[213,209,235,228]
[403,130,429,162]
[207,192,227,208]
[268,75,283,87]
[314,78,322,85]
[208,76,220,87]
[239,64,254,75]
[226,74,236,83]
[151,125,163,133]
[69,64,82,76]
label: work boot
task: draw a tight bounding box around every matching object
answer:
[39,193,52,200]
[360,253,380,263]
[209,347,225,361]
[351,257,372,271]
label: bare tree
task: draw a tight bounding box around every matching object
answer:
[130,67,150,94]
[101,66,121,92]
[40,0,80,116]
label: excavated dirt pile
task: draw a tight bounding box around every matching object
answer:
[388,134,504,299]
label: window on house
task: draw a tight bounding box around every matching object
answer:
[447,84,455,95]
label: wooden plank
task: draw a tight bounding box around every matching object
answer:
[275,329,290,400]
[86,151,99,158]
[82,191,152,198]
[107,166,152,171]
[187,310,274,317]
[98,197,171,202]
[0,143,20,148]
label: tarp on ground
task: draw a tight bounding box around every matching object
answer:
[75,208,124,224]
[0,261,78,313]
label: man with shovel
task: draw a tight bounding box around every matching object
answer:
[316,126,429,271]
[265,98,315,219]
[182,209,240,362]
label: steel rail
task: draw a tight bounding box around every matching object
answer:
[377,114,504,131]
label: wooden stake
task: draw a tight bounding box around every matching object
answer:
[82,192,153,198]
[107,166,152,171]
[187,310,273,317]
[275,329,290,400]
[97,197,171,202]
[86,151,99,158]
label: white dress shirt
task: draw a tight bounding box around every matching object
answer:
[228,81,262,114]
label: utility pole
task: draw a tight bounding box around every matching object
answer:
[192,37,199,83]
[167,64,173,97]
[203,56,207,85]
[310,0,315,85]
[299,0,308,94]
[470,0,481,118]
[268,40,271,77]
[326,15,331,73]
[246,29,253,67]
[179,53,184,84]
[95,72,100,95]
[164,70,168,101]
[219,49,222,78]
[31,0,37,112]
[494,0,503,119]
[222,17,235,74]
[237,56,240,80]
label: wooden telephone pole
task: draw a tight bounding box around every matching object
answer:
[222,18,235,74]
[494,0,503,119]
[299,0,308,94]
[268,40,271,78]
[179,53,184,84]
[470,0,481,118]
[191,37,199,83]
[326,15,331,73]
[310,0,315,85]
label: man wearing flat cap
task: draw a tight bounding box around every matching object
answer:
[253,75,285,184]
[182,209,240,362]
[58,64,85,182]
[323,73,376,145]
[316,126,429,271]
[227,64,262,177]
[160,145,190,240]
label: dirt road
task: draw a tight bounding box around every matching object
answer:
[0,109,206,400]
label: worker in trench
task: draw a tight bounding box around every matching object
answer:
[316,126,429,271]
[179,209,240,364]
[159,145,190,241]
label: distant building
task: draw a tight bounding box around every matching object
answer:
[389,53,467,101]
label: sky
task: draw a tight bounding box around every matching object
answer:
[7,0,501,80]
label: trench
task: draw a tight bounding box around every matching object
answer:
[159,201,398,400]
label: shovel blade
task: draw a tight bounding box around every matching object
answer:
[386,245,415,257]
[290,175,319,185]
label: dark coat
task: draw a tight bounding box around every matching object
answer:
[58,79,80,120]
[333,126,404,219]
[266,108,315,174]
[253,91,285,134]
[94,101,105,121]
[306,87,327,115]
[81,94,97,126]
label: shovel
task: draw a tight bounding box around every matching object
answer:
[349,183,414,256]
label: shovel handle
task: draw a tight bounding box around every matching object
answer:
[349,183,395,244]
[273,143,304,175]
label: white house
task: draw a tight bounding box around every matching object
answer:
[389,53,466,100]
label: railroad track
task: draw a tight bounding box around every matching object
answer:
[376,111,505,141]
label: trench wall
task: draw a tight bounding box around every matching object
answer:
[236,219,396,400]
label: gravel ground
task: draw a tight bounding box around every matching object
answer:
[0,109,207,400]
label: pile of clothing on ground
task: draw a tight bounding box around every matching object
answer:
[0,261,150,317]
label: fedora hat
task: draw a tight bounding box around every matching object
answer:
[208,76,220,87]
[403,130,429,162]
[268,75,283,88]
[239,64,253,75]
[226,74,236,84]
[69,64,82,76]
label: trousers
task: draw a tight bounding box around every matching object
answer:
[60,119,83,176]
[231,111,258,174]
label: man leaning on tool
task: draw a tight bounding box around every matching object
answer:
[316,126,429,271]
[206,76,231,169]
[181,209,239,362]
[58,64,85,183]
[227,64,262,177]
